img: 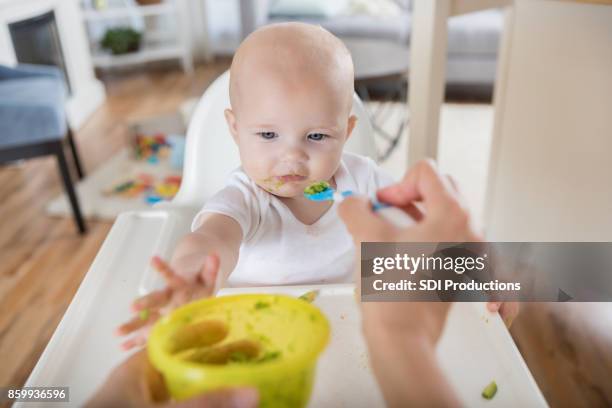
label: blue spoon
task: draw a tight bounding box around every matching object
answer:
[303,182,415,226]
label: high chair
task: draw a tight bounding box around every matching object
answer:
[19,71,546,407]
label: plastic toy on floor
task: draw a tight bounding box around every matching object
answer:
[134,133,171,163]
[104,174,182,204]
[101,127,185,204]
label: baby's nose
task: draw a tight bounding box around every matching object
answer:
[282,145,308,162]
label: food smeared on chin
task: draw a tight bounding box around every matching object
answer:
[304,181,330,196]
[260,174,308,192]
[277,174,307,183]
[260,176,285,192]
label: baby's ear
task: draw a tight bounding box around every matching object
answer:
[224,109,239,142]
[346,115,358,140]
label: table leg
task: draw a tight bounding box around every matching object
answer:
[408,0,451,165]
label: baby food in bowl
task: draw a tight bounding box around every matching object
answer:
[148,294,330,407]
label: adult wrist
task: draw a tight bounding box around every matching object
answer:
[362,320,461,408]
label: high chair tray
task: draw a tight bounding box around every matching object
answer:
[18,210,547,407]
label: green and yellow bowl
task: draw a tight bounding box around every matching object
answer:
[148,294,330,407]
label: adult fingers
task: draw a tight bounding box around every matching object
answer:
[377,160,456,215]
[338,196,394,242]
[487,302,502,312]
[394,202,425,222]
[499,302,520,328]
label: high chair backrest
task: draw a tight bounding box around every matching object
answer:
[172,70,377,208]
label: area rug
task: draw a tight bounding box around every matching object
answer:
[45,147,183,220]
[45,112,188,221]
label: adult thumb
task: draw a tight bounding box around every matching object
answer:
[338,196,394,241]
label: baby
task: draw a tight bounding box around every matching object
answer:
[117,22,395,349]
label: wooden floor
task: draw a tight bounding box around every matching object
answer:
[0,61,611,407]
[512,303,612,407]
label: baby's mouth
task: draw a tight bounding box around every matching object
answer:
[276,174,307,183]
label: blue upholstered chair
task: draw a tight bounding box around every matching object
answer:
[0,64,86,233]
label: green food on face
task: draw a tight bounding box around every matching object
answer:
[139,309,150,321]
[304,181,330,195]
[298,290,319,303]
[254,301,270,310]
[260,177,284,192]
[481,381,498,400]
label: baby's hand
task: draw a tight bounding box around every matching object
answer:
[115,254,219,351]
[487,302,520,328]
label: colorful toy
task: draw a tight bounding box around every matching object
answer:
[133,132,172,161]
[104,173,182,204]
[145,175,182,203]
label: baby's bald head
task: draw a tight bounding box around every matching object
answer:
[229,22,354,115]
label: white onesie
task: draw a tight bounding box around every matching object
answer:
[191,152,395,287]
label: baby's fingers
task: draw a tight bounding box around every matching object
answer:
[120,333,148,351]
[115,309,160,337]
[132,288,171,312]
[152,256,186,289]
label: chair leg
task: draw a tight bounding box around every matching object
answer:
[66,126,85,180]
[54,142,87,234]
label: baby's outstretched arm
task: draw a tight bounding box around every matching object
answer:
[115,213,242,350]
[170,213,242,286]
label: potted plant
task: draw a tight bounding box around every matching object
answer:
[100,27,142,55]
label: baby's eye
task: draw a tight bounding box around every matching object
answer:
[308,133,328,141]
[257,132,278,140]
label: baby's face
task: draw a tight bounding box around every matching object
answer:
[225,73,356,198]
